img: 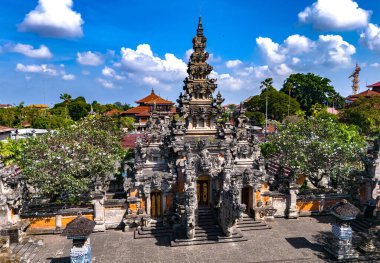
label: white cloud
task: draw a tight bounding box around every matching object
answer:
[316,35,356,66]
[8,43,52,59]
[370,62,380,68]
[18,0,83,38]
[143,76,160,86]
[81,70,90,75]
[62,74,75,80]
[16,63,57,76]
[360,23,380,52]
[256,34,355,73]
[298,0,370,31]
[77,51,104,66]
[117,44,187,90]
[256,37,286,64]
[97,78,114,89]
[218,73,244,91]
[102,66,125,80]
[226,60,242,68]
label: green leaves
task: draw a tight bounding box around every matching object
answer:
[270,117,366,189]
[21,115,125,201]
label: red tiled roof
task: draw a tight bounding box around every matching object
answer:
[0,104,12,108]
[135,90,173,105]
[122,106,150,115]
[0,126,16,133]
[121,133,146,148]
[346,89,380,101]
[367,81,380,88]
[104,109,121,116]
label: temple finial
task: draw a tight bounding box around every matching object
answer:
[151,88,155,94]
[197,16,203,36]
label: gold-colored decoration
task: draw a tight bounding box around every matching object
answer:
[203,182,208,204]
[157,193,161,217]
[151,194,156,218]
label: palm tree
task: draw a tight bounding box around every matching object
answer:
[59,93,72,120]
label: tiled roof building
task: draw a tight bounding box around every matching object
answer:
[346,81,380,103]
[121,89,175,132]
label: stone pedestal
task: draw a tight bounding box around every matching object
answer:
[92,193,106,232]
[286,184,299,219]
[325,223,359,261]
[55,214,62,230]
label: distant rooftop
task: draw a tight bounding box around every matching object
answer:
[135,89,174,105]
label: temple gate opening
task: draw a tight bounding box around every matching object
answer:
[197,176,210,206]
[150,191,162,218]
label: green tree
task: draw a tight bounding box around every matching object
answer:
[21,116,126,201]
[0,139,24,166]
[268,117,366,189]
[120,116,135,131]
[281,73,344,115]
[339,97,380,135]
[245,79,302,122]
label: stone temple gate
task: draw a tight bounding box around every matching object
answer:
[124,18,272,239]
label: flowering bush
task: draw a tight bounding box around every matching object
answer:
[21,115,126,201]
[269,117,367,189]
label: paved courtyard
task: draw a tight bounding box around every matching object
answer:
[24,216,340,263]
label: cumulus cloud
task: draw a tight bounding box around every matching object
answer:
[360,23,380,52]
[256,34,355,73]
[16,63,57,76]
[101,66,125,80]
[226,60,242,68]
[62,74,75,80]
[18,0,84,38]
[97,78,113,89]
[298,0,370,31]
[8,43,52,59]
[116,44,187,90]
[370,62,380,68]
[16,63,75,81]
[77,51,104,66]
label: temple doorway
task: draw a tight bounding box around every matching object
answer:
[151,191,162,218]
[197,176,209,206]
[241,187,252,213]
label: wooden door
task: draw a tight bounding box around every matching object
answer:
[151,191,162,218]
[197,180,209,206]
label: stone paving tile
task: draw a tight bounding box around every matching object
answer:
[26,216,337,263]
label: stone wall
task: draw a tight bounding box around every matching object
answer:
[104,204,127,229]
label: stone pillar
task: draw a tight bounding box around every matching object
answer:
[92,193,106,232]
[55,214,62,230]
[286,183,299,219]
[326,221,358,260]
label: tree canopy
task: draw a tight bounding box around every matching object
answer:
[245,78,303,124]
[268,117,366,189]
[281,73,344,115]
[21,116,126,201]
[339,97,380,135]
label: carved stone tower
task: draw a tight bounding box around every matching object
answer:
[177,17,224,135]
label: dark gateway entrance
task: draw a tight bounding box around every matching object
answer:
[241,187,250,213]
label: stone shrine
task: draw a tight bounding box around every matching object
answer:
[124,18,271,239]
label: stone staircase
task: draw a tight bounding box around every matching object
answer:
[170,207,247,247]
[237,213,271,232]
[134,221,173,242]
[8,237,44,262]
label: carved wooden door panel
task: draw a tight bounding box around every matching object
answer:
[197,180,208,206]
[151,192,162,218]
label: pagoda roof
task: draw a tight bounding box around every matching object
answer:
[367,81,380,88]
[135,90,173,105]
[122,106,150,116]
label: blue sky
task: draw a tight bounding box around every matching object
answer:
[0,0,380,106]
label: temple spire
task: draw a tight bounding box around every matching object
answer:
[197,16,203,36]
